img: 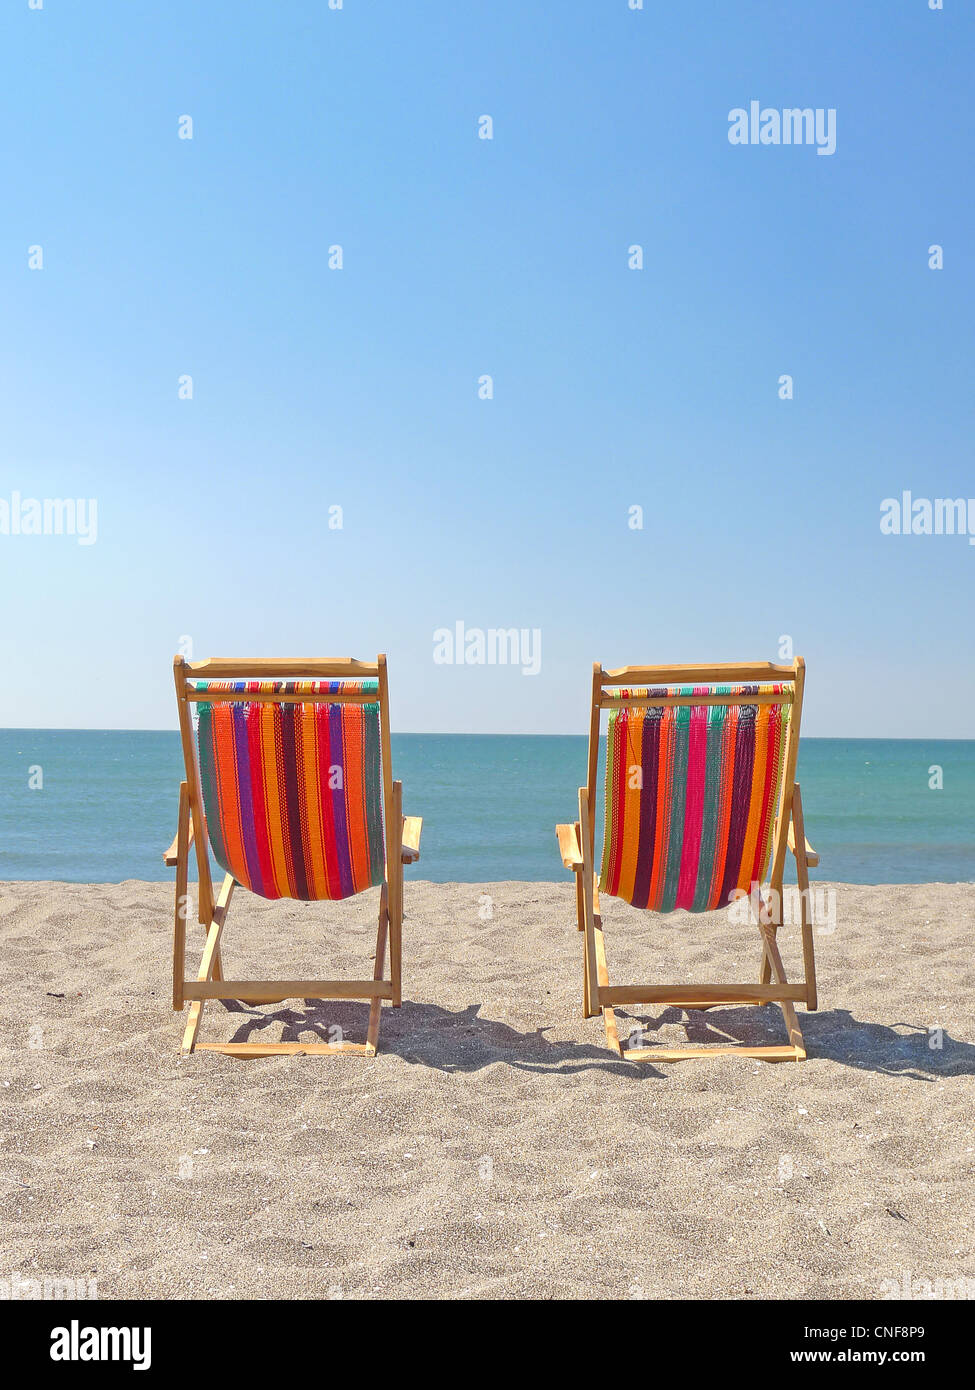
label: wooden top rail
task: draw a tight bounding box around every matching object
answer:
[177,657,382,679]
[185,689,379,704]
[600,690,793,708]
[600,660,799,685]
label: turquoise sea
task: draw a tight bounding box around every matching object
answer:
[0,732,972,885]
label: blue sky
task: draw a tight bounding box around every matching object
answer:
[1,0,972,736]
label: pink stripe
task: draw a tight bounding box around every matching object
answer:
[675,689,709,909]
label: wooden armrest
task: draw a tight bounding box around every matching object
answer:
[787,821,819,868]
[556,822,584,871]
[401,815,422,864]
[163,816,194,866]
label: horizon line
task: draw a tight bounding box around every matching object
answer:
[0,728,973,743]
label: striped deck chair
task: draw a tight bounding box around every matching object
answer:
[555,659,820,1062]
[163,656,421,1058]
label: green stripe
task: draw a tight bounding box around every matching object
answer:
[195,705,229,871]
[359,678,379,713]
[658,689,692,912]
[691,690,731,912]
[362,706,385,886]
[599,711,621,889]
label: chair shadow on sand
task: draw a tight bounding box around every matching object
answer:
[212,997,975,1080]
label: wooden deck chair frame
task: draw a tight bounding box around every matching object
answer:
[556,658,819,1063]
[163,655,421,1059]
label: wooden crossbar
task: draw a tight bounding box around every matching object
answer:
[622,1044,803,1063]
[599,983,807,1006]
[195,1042,378,1057]
[183,980,395,1003]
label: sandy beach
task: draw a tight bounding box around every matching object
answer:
[1,879,973,1301]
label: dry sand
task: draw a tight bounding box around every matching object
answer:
[1,879,973,1300]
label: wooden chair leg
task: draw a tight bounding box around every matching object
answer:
[759,918,774,985]
[181,874,235,1056]
[206,914,225,982]
[390,783,403,1007]
[591,906,621,1056]
[574,868,592,1014]
[758,878,790,991]
[578,791,602,1021]
[791,786,818,1010]
[366,886,390,1055]
[181,1002,205,1057]
[758,923,806,1057]
[172,783,190,1011]
[799,895,817,1012]
[574,822,585,929]
[581,903,591,1015]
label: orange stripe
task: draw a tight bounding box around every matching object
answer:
[260,705,292,896]
[317,705,341,901]
[342,709,369,892]
[212,707,247,885]
[616,714,644,906]
[707,706,739,907]
[647,711,673,908]
[736,706,769,895]
[298,707,328,900]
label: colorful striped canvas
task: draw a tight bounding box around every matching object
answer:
[599,685,790,912]
[194,681,386,902]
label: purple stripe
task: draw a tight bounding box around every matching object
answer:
[280,704,310,900]
[718,706,757,904]
[231,703,265,895]
[327,703,354,899]
[630,709,661,910]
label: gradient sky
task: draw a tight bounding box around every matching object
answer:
[1,1,972,736]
